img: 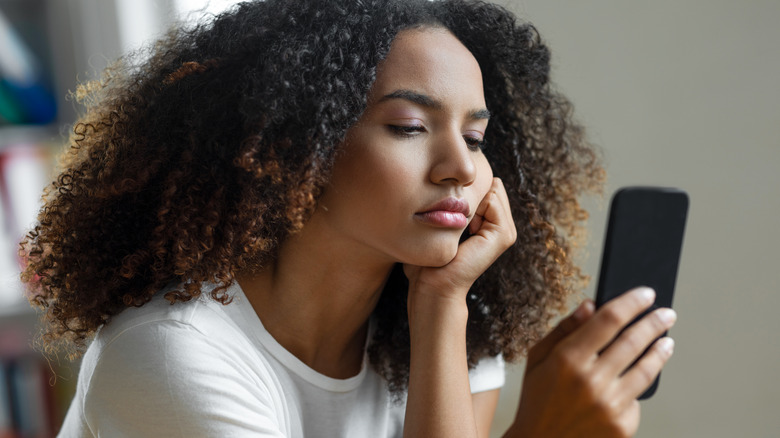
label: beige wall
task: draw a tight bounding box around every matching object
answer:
[491,1,780,437]
[24,0,779,435]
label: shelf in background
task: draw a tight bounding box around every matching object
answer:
[0,300,32,319]
[0,124,61,147]
[0,275,33,319]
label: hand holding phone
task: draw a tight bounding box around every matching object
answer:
[507,186,688,437]
[594,186,689,399]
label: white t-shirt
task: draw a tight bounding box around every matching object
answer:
[58,281,505,437]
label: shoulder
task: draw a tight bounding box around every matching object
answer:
[94,283,232,343]
[73,286,290,436]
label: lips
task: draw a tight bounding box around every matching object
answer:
[414,197,470,228]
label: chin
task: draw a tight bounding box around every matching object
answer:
[410,242,460,268]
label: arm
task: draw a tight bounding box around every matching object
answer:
[403,178,516,438]
[473,389,501,438]
[404,292,476,437]
[404,294,503,438]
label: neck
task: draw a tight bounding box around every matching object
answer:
[236,213,396,379]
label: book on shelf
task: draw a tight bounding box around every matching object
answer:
[0,320,64,437]
[0,359,13,437]
[0,356,62,438]
[8,356,54,438]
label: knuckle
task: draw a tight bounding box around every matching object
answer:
[549,346,580,376]
[642,315,665,336]
[614,424,633,438]
[504,232,517,247]
[593,406,631,438]
[581,373,605,402]
[635,359,660,385]
[620,331,646,355]
[599,305,626,329]
[593,395,618,417]
[611,401,641,438]
[549,347,597,394]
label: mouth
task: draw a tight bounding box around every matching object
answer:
[413,197,470,229]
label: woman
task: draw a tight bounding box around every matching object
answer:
[23,0,676,436]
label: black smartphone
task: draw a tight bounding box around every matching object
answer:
[594,186,689,400]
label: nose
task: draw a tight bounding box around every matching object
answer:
[429,128,477,186]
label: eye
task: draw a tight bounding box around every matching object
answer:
[387,124,426,138]
[463,135,486,151]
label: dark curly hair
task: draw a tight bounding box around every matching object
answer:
[21,0,603,394]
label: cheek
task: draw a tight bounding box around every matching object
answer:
[328,132,422,210]
[344,147,418,196]
[474,155,494,198]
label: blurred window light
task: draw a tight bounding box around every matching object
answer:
[174,0,247,23]
[116,0,168,55]
[113,0,247,57]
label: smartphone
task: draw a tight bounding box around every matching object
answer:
[594,186,689,400]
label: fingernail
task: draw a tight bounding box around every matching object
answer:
[637,287,655,304]
[657,308,677,325]
[657,337,675,356]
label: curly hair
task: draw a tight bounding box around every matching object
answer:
[21,0,603,394]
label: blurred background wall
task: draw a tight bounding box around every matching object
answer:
[0,0,777,436]
[492,1,780,437]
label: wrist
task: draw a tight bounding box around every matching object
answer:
[407,296,469,365]
[407,286,469,330]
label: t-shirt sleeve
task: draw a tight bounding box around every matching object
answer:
[468,355,505,394]
[79,320,287,438]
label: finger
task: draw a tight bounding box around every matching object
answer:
[560,287,656,360]
[597,307,677,376]
[619,337,675,399]
[441,179,515,286]
[469,187,491,235]
[487,178,514,235]
[469,178,515,242]
[402,263,422,282]
[527,300,595,369]
[469,186,494,235]
[468,210,484,235]
[462,180,514,253]
[613,399,641,438]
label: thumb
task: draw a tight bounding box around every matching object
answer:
[526,300,595,370]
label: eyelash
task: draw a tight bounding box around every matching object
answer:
[464,136,486,151]
[387,125,424,137]
[387,125,486,151]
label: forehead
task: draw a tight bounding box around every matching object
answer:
[369,27,485,107]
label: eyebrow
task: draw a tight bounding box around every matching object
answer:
[378,89,491,120]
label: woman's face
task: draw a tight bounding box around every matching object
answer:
[316,27,494,267]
